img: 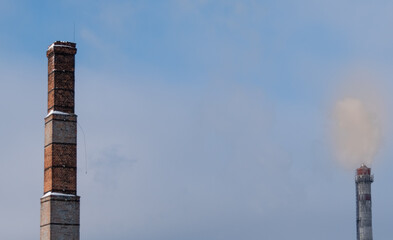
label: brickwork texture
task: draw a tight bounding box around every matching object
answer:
[41,41,80,240]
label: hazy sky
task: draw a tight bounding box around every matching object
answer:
[1,1,393,239]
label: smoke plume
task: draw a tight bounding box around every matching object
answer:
[332,97,382,169]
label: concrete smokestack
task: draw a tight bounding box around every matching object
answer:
[356,164,373,240]
[40,41,80,240]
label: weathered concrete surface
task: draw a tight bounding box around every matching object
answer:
[44,117,77,146]
[40,194,80,240]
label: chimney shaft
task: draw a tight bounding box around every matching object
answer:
[356,164,373,240]
[40,41,80,240]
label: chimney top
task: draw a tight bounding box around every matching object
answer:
[47,41,77,57]
[357,164,371,176]
[48,41,76,49]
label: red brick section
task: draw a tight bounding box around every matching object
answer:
[44,41,77,195]
[44,142,77,194]
[47,41,77,114]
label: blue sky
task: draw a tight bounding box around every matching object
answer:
[1,1,393,239]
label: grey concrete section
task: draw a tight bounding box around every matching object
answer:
[45,120,77,146]
[41,195,80,225]
[40,225,80,240]
[40,199,51,226]
[40,194,80,240]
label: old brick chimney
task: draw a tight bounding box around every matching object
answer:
[40,41,80,240]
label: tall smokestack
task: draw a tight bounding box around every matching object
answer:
[356,164,373,240]
[40,41,80,240]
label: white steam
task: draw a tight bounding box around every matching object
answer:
[332,98,381,169]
